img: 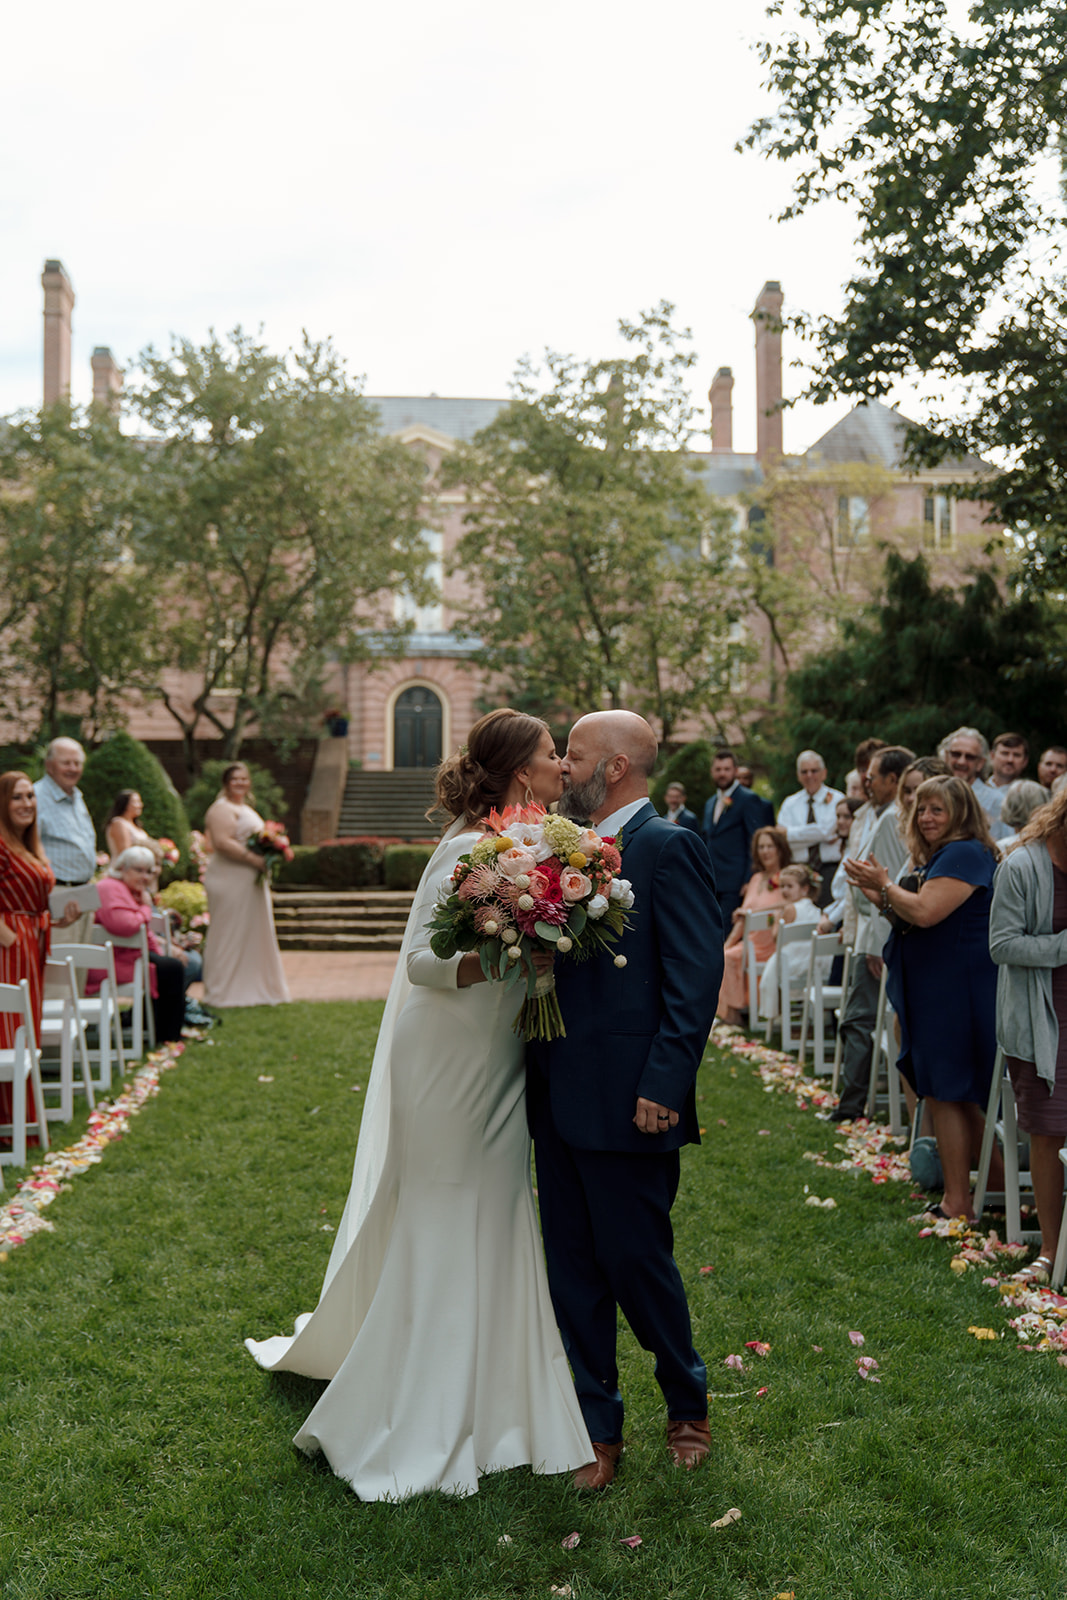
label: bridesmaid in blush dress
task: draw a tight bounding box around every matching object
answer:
[202,763,290,1009]
[0,773,79,1145]
[717,826,791,1024]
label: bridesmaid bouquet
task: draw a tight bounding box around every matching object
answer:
[157,837,181,867]
[248,820,295,886]
[426,804,635,1040]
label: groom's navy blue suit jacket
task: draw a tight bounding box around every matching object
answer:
[528,801,723,1153]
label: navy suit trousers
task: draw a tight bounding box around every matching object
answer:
[529,1081,708,1443]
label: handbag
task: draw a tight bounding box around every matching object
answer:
[885,867,925,935]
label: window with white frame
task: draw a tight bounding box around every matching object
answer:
[394,529,444,633]
[835,495,870,548]
[923,492,953,549]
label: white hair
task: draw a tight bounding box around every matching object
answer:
[109,845,156,877]
[796,749,826,771]
[937,726,991,777]
[45,736,86,762]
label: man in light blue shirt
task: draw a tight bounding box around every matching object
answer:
[34,738,97,887]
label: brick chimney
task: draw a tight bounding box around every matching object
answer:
[709,366,734,452]
[42,259,75,406]
[752,280,784,461]
[91,347,123,415]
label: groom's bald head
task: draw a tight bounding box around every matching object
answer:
[560,711,659,823]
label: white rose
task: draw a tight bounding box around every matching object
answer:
[608,878,624,901]
[587,894,609,920]
[530,837,555,863]
[621,890,635,910]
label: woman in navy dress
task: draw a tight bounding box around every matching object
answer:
[846,775,1000,1220]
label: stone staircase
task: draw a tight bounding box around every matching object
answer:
[338,769,438,840]
[272,889,415,951]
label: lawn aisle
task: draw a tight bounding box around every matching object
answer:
[2,1002,1064,1600]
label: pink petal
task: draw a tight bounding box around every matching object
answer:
[619,1535,643,1548]
[848,1331,865,1346]
[756,1386,769,1397]
[758,1129,771,1136]
[699,1265,715,1275]
[812,1345,823,1352]
[560,1532,580,1551]
[724,1353,745,1371]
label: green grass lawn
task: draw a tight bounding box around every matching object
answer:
[2,1003,1065,1600]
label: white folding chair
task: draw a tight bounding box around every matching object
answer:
[744,910,778,1024]
[829,946,853,1093]
[0,979,50,1167]
[772,922,817,1051]
[50,941,126,1092]
[39,956,95,1123]
[149,909,174,956]
[974,1047,1037,1242]
[1050,1149,1067,1290]
[866,964,905,1134]
[92,924,155,1056]
[797,931,844,1074]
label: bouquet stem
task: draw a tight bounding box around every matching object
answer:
[513,969,566,1041]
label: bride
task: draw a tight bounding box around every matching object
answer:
[246,708,593,1499]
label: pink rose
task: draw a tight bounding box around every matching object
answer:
[497,848,538,879]
[560,869,592,902]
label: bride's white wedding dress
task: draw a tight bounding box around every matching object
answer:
[245,823,592,1500]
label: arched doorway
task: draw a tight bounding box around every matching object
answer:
[393,685,443,768]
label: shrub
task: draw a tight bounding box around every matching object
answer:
[274,847,322,887]
[81,732,190,878]
[649,740,715,825]
[181,760,285,833]
[157,879,208,931]
[317,841,386,889]
[384,844,435,890]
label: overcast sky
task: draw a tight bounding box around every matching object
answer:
[1,0,869,453]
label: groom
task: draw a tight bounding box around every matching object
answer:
[527,710,723,1488]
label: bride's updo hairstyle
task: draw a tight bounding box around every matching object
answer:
[434,709,550,828]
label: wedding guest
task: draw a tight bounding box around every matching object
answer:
[990,785,1067,1283]
[702,748,760,925]
[821,739,886,940]
[1037,747,1067,789]
[202,763,290,1008]
[662,783,700,833]
[0,772,79,1146]
[820,798,863,929]
[33,737,98,947]
[990,733,1029,791]
[833,745,914,1122]
[757,864,824,1020]
[777,750,844,906]
[106,790,164,865]
[998,781,1052,849]
[896,756,950,830]
[938,726,1006,838]
[848,776,1001,1219]
[716,826,791,1024]
[87,847,189,1044]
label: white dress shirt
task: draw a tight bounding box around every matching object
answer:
[596,797,654,841]
[711,779,740,824]
[777,784,845,865]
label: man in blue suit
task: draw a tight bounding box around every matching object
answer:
[702,748,760,929]
[527,711,723,1489]
[662,782,701,832]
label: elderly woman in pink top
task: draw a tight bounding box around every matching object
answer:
[87,846,188,1044]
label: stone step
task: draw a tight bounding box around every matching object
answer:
[338,769,439,839]
[277,930,405,951]
[273,889,417,905]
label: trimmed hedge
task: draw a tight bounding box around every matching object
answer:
[649,740,715,824]
[81,731,190,882]
[384,844,436,891]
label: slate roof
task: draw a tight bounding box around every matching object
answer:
[804,398,987,472]
[365,395,508,443]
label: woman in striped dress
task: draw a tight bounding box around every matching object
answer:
[0,772,79,1145]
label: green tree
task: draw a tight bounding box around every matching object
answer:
[180,759,285,833]
[744,0,1067,585]
[444,305,748,742]
[774,551,1067,792]
[649,740,716,823]
[0,402,153,743]
[128,330,432,774]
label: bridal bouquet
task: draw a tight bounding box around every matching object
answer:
[425,804,635,1040]
[248,820,294,885]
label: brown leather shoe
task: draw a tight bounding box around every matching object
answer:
[666,1417,711,1469]
[572,1440,623,1490]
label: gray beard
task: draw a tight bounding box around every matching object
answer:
[558,759,609,822]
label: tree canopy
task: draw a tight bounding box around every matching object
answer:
[774,550,1067,794]
[444,305,746,742]
[745,0,1067,586]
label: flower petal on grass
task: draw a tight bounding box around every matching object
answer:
[497,1535,513,1546]
[549,1587,573,1597]
[756,1386,769,1397]
[560,1532,580,1551]
[724,1353,745,1371]
[744,1340,771,1356]
[619,1535,642,1548]
[848,1331,865,1346]
[856,1356,881,1381]
[968,1327,998,1340]
[699,1264,715,1275]
[257,1074,274,1083]
[710,1508,742,1530]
